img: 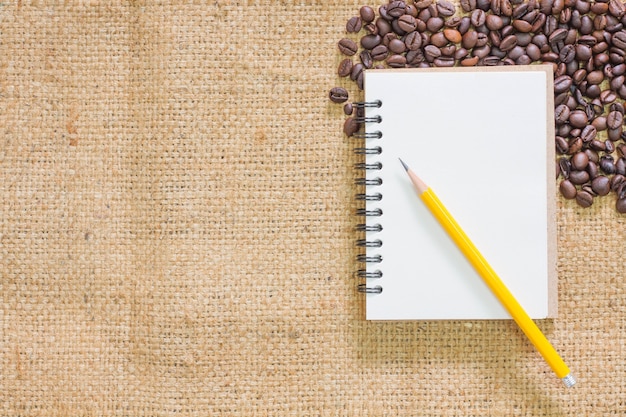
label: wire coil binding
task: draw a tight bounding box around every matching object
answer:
[354,99,384,294]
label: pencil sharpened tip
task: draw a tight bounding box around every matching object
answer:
[398,158,409,171]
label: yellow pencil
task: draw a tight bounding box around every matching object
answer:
[399,158,576,388]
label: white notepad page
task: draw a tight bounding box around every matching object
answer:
[363,66,556,320]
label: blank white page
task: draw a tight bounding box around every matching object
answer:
[362,66,556,320]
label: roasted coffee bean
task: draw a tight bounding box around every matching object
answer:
[471,9,486,26]
[347,16,363,33]
[461,0,477,12]
[611,174,626,191]
[500,35,518,51]
[569,110,589,128]
[607,110,624,129]
[360,6,375,23]
[404,31,422,51]
[437,0,457,16]
[560,179,577,199]
[376,17,392,36]
[555,104,571,124]
[398,15,418,32]
[556,136,570,153]
[387,54,407,67]
[559,157,572,178]
[361,34,382,49]
[600,155,617,174]
[430,32,449,47]
[554,75,573,93]
[572,151,589,170]
[343,102,353,116]
[371,44,389,61]
[427,16,445,32]
[338,38,358,56]
[360,50,373,68]
[575,189,594,207]
[616,197,626,213]
[592,175,611,196]
[343,116,358,136]
[329,87,349,103]
[387,1,407,18]
[617,157,626,175]
[569,169,590,184]
[443,28,462,43]
[424,45,442,60]
[338,58,353,77]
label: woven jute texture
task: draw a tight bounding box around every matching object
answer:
[1,1,626,415]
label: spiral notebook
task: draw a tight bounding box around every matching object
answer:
[357,65,557,320]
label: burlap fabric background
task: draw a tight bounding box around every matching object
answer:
[1,1,625,415]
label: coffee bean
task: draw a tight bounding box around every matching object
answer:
[398,15,418,32]
[404,31,422,50]
[329,87,349,103]
[617,157,626,176]
[461,0,477,12]
[600,155,617,174]
[607,110,624,129]
[338,38,358,56]
[569,110,589,128]
[592,175,611,196]
[427,16,445,32]
[581,125,597,142]
[575,190,594,207]
[338,59,353,77]
[560,179,577,199]
[471,9,486,26]
[559,157,572,178]
[437,0,457,17]
[387,54,407,67]
[424,44,442,60]
[371,45,389,61]
[570,169,590,184]
[554,75,573,93]
[360,6,375,23]
[387,38,405,54]
[343,102,353,116]
[387,1,407,18]
[443,29,462,43]
[361,34,382,50]
[343,117,358,136]
[360,50,373,68]
[347,16,363,33]
[572,151,589,170]
[616,197,626,213]
[376,18,392,36]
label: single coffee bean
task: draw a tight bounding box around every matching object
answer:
[560,179,577,199]
[616,197,626,213]
[360,50,373,68]
[405,31,422,50]
[443,28,462,43]
[591,175,611,196]
[376,17,392,36]
[361,34,382,49]
[398,15,418,32]
[343,117,358,136]
[500,35,518,51]
[360,6,375,23]
[607,110,624,129]
[437,0,457,16]
[555,104,571,124]
[349,62,363,81]
[617,157,626,175]
[338,38,358,56]
[611,174,626,191]
[471,9,486,26]
[347,16,363,33]
[461,0,477,12]
[586,70,605,85]
[462,30,479,48]
[556,136,570,153]
[388,38,406,54]
[329,87,349,103]
[387,54,407,67]
[587,161,599,179]
[581,125,597,142]
[486,14,505,30]
[371,44,389,61]
[553,75,573,93]
[600,155,617,174]
[427,16,445,32]
[569,169,590,184]
[572,151,589,170]
[606,140,616,153]
[569,110,589,128]
[338,58,353,77]
[559,157,572,178]
[424,44,442,60]
[575,190,594,207]
[387,1,407,18]
[343,102,353,116]
[609,0,626,17]
[559,44,576,63]
[613,30,626,49]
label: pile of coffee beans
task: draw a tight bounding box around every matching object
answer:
[329,0,626,213]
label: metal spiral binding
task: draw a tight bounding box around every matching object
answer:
[353,99,384,294]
